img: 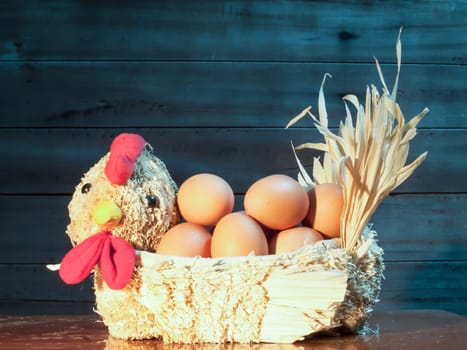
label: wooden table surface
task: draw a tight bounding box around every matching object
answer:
[0,309,466,349]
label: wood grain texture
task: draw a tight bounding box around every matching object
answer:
[371,194,467,262]
[1,261,465,316]
[0,264,94,302]
[0,301,94,315]
[0,0,465,64]
[379,261,467,315]
[0,62,464,128]
[1,311,466,349]
[0,195,71,264]
[1,194,466,264]
[0,128,461,194]
[0,0,465,317]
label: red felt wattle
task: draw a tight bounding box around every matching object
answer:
[59,231,109,285]
[99,235,136,290]
[105,133,146,185]
[58,230,135,290]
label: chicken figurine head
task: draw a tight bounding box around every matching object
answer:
[58,133,179,290]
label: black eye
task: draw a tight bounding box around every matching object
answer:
[81,183,92,194]
[146,194,160,208]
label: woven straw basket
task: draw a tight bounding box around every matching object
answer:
[94,229,383,343]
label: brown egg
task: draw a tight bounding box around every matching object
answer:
[238,210,277,240]
[269,226,324,254]
[303,183,344,238]
[244,174,309,230]
[211,212,268,257]
[177,173,234,226]
[157,222,212,257]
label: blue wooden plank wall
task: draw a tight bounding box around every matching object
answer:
[0,0,466,316]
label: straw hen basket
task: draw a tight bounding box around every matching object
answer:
[51,32,426,344]
[93,32,427,344]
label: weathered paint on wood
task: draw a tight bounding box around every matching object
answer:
[0,0,465,64]
[0,195,71,264]
[379,261,467,315]
[0,0,465,316]
[0,301,94,315]
[0,62,464,128]
[0,264,94,302]
[1,261,465,316]
[0,128,462,194]
[371,194,467,262]
[1,194,466,264]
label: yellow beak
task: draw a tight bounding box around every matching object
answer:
[93,200,122,229]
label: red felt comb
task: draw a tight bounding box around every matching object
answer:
[104,133,146,185]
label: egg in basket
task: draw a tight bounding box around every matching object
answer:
[49,33,428,343]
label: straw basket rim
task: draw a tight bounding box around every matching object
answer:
[134,237,341,267]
